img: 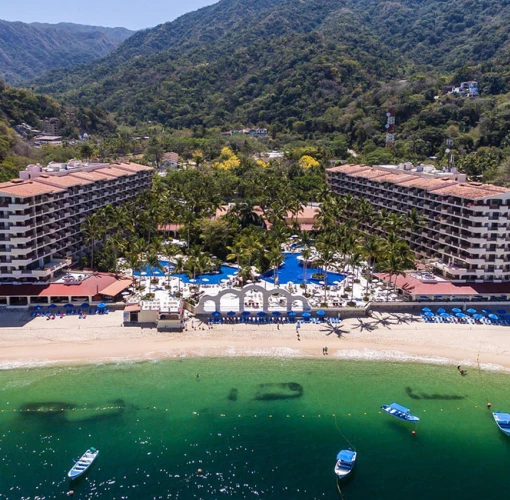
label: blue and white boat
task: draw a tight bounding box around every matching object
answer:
[334,449,357,479]
[381,403,420,422]
[68,448,99,479]
[493,412,510,436]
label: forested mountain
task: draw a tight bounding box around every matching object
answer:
[33,0,510,168]
[0,20,134,84]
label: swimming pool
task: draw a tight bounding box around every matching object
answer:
[262,253,346,285]
[134,261,238,284]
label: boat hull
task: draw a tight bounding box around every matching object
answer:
[493,412,510,436]
[381,404,420,422]
[68,448,99,479]
[334,450,356,479]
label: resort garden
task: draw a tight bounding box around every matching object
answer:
[81,159,420,304]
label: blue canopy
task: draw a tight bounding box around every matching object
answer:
[211,311,221,317]
[423,312,434,317]
[64,303,74,308]
[473,314,484,320]
[48,304,57,309]
[455,312,466,318]
[389,403,410,413]
[452,308,462,314]
[226,311,236,316]
[482,309,492,315]
[440,312,450,318]
[33,305,42,311]
[497,309,507,315]
[488,314,499,320]
[241,311,251,316]
[96,302,107,309]
[467,308,477,314]
[272,311,281,316]
[81,303,90,308]
[288,311,297,317]
[437,308,446,314]
[316,310,327,316]
[302,312,311,318]
[257,311,267,317]
[421,307,432,312]
[336,450,356,462]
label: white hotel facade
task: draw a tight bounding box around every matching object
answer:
[326,164,510,283]
[0,161,153,283]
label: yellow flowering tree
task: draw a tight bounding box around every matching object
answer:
[299,155,320,169]
[213,147,241,171]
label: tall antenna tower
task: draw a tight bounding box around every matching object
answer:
[385,107,396,148]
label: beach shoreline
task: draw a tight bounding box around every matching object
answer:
[1,310,510,372]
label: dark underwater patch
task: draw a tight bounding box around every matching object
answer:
[254,382,303,401]
[405,387,465,400]
[228,388,238,401]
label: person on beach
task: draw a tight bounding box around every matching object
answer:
[324,346,328,355]
[457,365,467,375]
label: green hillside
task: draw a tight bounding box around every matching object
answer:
[33,0,510,171]
[0,20,134,84]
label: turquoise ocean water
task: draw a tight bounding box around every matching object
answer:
[1,358,509,499]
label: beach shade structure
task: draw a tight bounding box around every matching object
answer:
[96,302,107,309]
[473,314,484,320]
[226,311,236,316]
[482,309,492,315]
[440,312,451,319]
[451,308,462,314]
[272,311,282,316]
[466,308,477,314]
[423,311,434,318]
[302,312,312,318]
[497,309,507,315]
[437,308,446,314]
[211,311,221,318]
[488,314,499,321]
[48,304,57,309]
[455,312,466,319]
[80,303,90,308]
[422,307,432,313]
[33,305,42,311]
[288,311,297,317]
[316,310,327,317]
[257,311,267,317]
[241,311,251,317]
[64,303,74,309]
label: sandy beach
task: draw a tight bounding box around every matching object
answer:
[1,309,510,371]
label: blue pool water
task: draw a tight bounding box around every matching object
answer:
[263,252,346,285]
[135,261,238,284]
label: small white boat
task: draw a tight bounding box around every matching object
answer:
[493,412,510,436]
[334,449,357,479]
[68,448,99,479]
[381,403,420,422]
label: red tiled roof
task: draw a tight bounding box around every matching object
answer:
[0,273,123,298]
[0,180,64,197]
[100,278,133,297]
[326,164,369,174]
[432,183,510,200]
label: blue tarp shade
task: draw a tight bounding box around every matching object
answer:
[337,450,356,462]
[389,403,410,413]
[452,308,462,314]
[211,311,221,317]
[316,310,327,316]
[241,311,251,316]
[288,311,297,317]
[226,311,236,316]
[302,312,311,318]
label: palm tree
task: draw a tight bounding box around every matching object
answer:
[315,234,337,304]
[266,246,284,286]
[173,256,185,294]
[361,234,382,294]
[301,246,313,294]
[145,252,163,294]
[379,240,416,300]
[81,213,102,270]
[163,244,179,287]
[106,231,127,275]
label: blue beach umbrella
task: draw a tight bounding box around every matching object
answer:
[81,303,90,308]
[488,314,499,321]
[466,308,477,314]
[257,311,267,317]
[437,308,446,314]
[316,310,327,317]
[96,302,107,309]
[451,308,462,314]
[440,312,450,318]
[473,314,484,320]
[33,305,42,311]
[211,311,221,317]
[482,309,492,315]
[423,311,434,318]
[241,311,251,316]
[64,303,73,309]
[302,312,312,318]
[497,309,507,315]
[288,311,297,317]
[455,312,466,318]
[226,311,236,316]
[422,307,432,312]
[272,311,282,316]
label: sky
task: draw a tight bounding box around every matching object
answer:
[1,0,218,31]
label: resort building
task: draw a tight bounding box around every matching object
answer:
[0,161,153,283]
[326,164,510,283]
